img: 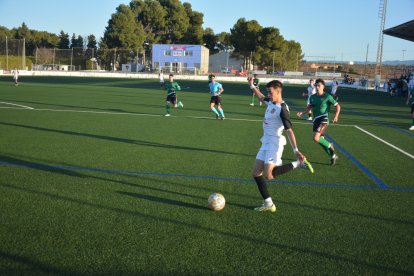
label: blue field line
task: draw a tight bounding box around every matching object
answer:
[324,134,389,189]
[285,100,389,189]
[346,108,414,137]
[0,161,413,191]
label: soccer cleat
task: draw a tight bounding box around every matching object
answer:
[254,202,276,213]
[259,102,263,106]
[164,113,171,117]
[328,143,335,157]
[221,116,225,120]
[178,101,184,108]
[331,154,338,166]
[250,103,254,106]
[307,117,313,121]
[215,114,219,119]
[300,158,314,173]
[409,126,414,131]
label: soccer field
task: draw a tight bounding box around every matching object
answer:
[0,76,413,274]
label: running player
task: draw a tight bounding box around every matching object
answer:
[331,77,339,101]
[209,75,225,120]
[297,78,341,165]
[406,83,414,130]
[12,68,19,86]
[302,79,316,120]
[248,77,314,212]
[208,73,214,84]
[159,72,164,89]
[164,74,183,116]
[250,74,262,106]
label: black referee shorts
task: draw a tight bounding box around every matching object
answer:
[210,96,221,105]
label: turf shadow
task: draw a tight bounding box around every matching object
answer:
[117,191,206,211]
[1,182,411,275]
[0,122,253,157]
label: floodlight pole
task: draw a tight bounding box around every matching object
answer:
[5,36,8,70]
[23,38,26,70]
[70,47,73,70]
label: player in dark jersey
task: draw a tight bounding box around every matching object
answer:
[164,74,183,116]
[297,78,341,165]
[248,76,314,213]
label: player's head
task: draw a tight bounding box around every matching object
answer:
[309,79,314,84]
[210,74,216,83]
[266,80,283,101]
[254,74,258,78]
[315,78,325,93]
[169,73,174,81]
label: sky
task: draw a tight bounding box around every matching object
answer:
[0,0,413,62]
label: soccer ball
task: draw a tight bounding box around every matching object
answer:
[208,193,225,211]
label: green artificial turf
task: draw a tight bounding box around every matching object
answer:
[0,76,413,275]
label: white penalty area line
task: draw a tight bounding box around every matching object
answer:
[0,105,355,126]
[354,125,414,160]
[0,101,34,110]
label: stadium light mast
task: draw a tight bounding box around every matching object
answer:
[375,0,387,80]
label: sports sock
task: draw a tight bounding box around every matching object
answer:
[318,136,332,156]
[264,197,273,206]
[219,108,225,118]
[166,104,171,114]
[308,113,312,118]
[251,94,255,104]
[272,163,294,178]
[254,175,270,200]
[211,107,219,116]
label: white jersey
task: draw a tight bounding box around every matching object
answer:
[331,81,338,94]
[307,85,316,97]
[12,70,19,79]
[260,99,292,145]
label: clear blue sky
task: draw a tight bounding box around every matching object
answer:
[0,0,413,61]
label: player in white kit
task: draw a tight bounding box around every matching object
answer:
[303,79,316,120]
[12,68,19,86]
[248,77,314,212]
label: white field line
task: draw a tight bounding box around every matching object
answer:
[0,101,34,109]
[354,125,414,160]
[0,106,356,126]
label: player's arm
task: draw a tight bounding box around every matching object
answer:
[281,103,305,161]
[332,98,341,123]
[218,86,224,95]
[248,77,265,101]
[296,104,312,118]
[175,83,181,91]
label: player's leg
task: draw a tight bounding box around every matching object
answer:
[210,101,220,118]
[307,98,312,120]
[250,92,255,106]
[216,98,225,119]
[165,100,171,116]
[410,104,414,130]
[313,122,337,165]
[252,155,276,212]
[173,95,178,108]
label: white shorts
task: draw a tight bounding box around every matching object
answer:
[256,137,286,165]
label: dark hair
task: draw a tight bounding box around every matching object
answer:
[210,74,216,78]
[254,74,258,77]
[266,80,283,89]
[315,78,325,86]
[310,79,314,82]
[169,74,174,77]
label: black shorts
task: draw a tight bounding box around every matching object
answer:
[210,96,221,105]
[313,115,329,133]
[166,93,177,104]
[411,103,414,114]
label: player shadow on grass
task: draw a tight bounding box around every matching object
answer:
[0,122,253,157]
[1,182,411,274]
[0,250,83,275]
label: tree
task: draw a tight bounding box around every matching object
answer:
[130,0,167,43]
[182,2,203,44]
[159,0,190,43]
[100,4,146,70]
[203,27,217,54]
[87,34,97,50]
[230,18,262,69]
[58,31,70,49]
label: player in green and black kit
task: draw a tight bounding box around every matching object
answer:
[406,85,414,130]
[297,78,341,165]
[164,74,183,116]
[250,74,262,106]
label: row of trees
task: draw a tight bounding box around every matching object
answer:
[0,0,304,71]
[0,23,98,56]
